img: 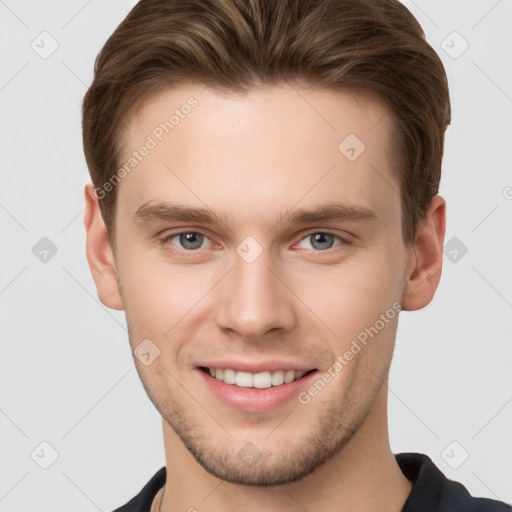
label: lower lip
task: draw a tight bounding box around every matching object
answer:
[195,368,319,413]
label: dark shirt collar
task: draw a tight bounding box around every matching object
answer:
[112,452,511,512]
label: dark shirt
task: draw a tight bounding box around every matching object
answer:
[112,452,511,512]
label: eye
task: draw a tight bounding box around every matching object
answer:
[164,231,212,251]
[296,232,346,251]
[160,230,349,255]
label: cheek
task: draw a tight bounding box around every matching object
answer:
[295,247,404,350]
[117,249,217,333]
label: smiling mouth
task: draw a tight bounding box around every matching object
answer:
[199,366,318,389]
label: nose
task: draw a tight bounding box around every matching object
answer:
[214,245,296,339]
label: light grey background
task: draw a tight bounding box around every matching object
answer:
[1,0,511,510]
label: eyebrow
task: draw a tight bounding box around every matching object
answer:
[133,200,378,228]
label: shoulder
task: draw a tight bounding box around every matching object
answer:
[396,452,511,512]
[111,467,166,512]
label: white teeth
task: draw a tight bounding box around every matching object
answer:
[223,368,236,384]
[253,371,272,389]
[235,371,253,387]
[207,368,310,388]
[284,370,295,383]
[271,370,284,386]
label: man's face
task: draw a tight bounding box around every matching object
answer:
[112,83,411,485]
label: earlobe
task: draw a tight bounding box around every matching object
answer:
[401,195,446,311]
[83,183,124,311]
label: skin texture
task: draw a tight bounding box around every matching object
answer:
[84,83,446,511]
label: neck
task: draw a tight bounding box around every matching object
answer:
[159,386,412,512]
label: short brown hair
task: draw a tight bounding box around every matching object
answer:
[82,0,451,248]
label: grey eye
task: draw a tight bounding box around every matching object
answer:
[298,232,342,251]
[178,232,205,250]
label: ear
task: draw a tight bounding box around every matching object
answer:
[83,183,124,310]
[401,195,446,311]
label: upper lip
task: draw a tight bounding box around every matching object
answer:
[197,361,317,373]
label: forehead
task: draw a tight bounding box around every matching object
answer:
[116,83,399,228]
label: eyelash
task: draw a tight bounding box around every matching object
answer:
[159,230,351,256]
